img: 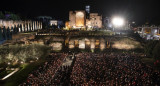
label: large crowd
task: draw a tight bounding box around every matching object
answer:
[51,65,71,85]
[20,53,67,86]
[70,53,160,86]
[20,52,160,86]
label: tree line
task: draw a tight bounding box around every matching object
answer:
[0,44,51,65]
[0,11,21,20]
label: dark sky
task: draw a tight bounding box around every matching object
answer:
[0,0,160,25]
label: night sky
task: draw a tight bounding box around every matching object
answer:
[0,0,160,25]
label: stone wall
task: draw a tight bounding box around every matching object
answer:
[69,11,76,28]
[89,13,102,28]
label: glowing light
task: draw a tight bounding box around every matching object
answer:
[91,39,95,49]
[100,39,105,51]
[50,43,62,51]
[112,17,124,27]
[76,11,85,27]
[79,40,85,49]
[20,61,24,64]
[108,24,112,27]
[8,62,11,65]
[69,45,75,49]
[112,38,142,50]
[69,40,75,49]
[132,21,135,24]
[155,29,158,33]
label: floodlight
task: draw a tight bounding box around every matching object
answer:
[112,17,124,27]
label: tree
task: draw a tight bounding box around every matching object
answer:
[13,26,16,34]
[10,13,21,20]
[144,40,158,57]
[0,27,3,41]
[7,27,12,40]
[0,46,9,64]
[4,11,21,20]
[153,42,160,60]
[3,27,7,40]
[0,44,51,64]
[11,27,14,34]
[15,25,18,34]
[0,11,4,19]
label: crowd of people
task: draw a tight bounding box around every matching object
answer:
[70,53,160,85]
[20,53,68,86]
[20,52,160,85]
[51,65,71,85]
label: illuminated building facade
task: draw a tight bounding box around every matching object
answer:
[65,5,102,30]
[75,11,85,28]
[50,20,64,29]
[50,20,58,26]
[67,11,102,30]
[137,26,160,40]
[87,13,102,29]
[69,11,86,29]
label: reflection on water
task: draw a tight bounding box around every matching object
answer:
[50,37,110,51]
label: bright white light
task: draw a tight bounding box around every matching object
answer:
[112,17,124,27]
[108,24,112,27]
[155,29,158,33]
[8,62,11,65]
[132,21,135,24]
[20,61,24,64]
